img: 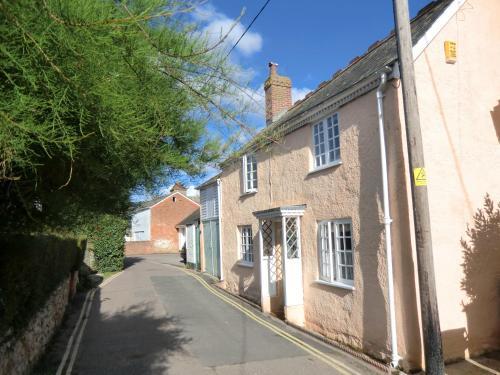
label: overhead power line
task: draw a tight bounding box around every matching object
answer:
[226,0,271,58]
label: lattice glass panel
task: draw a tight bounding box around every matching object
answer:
[262,220,273,257]
[285,217,299,259]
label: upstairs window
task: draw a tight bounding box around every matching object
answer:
[318,219,354,286]
[242,154,258,193]
[313,113,340,169]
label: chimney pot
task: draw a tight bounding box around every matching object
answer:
[268,62,278,76]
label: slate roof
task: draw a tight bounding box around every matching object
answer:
[132,196,166,212]
[132,192,199,213]
[177,210,200,226]
[227,0,455,160]
[197,172,221,189]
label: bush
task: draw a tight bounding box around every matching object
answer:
[89,215,128,273]
[0,235,84,341]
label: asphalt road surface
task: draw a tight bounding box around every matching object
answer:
[62,254,384,375]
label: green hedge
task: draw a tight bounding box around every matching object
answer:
[89,215,128,273]
[0,235,84,341]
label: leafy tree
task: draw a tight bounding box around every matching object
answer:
[0,0,247,231]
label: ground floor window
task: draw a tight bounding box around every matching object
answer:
[317,219,354,286]
[239,225,254,264]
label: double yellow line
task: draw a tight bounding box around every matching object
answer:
[153,261,362,375]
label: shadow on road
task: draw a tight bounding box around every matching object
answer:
[124,256,145,269]
[71,288,192,375]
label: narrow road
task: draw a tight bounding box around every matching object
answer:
[69,254,382,375]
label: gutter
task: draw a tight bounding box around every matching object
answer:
[376,68,400,368]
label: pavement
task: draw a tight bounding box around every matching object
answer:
[36,254,384,375]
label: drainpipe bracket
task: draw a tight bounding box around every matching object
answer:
[383,217,393,225]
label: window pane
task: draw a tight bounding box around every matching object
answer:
[345,237,352,250]
[346,252,353,265]
[286,218,299,258]
[333,220,354,283]
[241,226,253,263]
[318,223,331,280]
[347,267,353,280]
[313,122,326,167]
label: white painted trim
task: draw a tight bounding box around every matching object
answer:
[149,191,200,209]
[281,216,289,306]
[314,279,355,291]
[242,154,258,194]
[254,206,306,220]
[237,260,254,268]
[308,160,343,176]
[217,178,224,281]
[412,0,466,60]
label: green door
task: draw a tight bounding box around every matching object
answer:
[203,220,220,278]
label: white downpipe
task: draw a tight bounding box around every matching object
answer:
[377,73,400,368]
[217,178,224,281]
[258,219,265,307]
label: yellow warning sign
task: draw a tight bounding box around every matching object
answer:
[413,167,427,186]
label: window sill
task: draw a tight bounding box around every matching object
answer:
[315,279,355,291]
[240,190,257,198]
[308,160,342,176]
[237,261,254,268]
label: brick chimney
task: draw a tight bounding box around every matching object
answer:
[264,62,292,126]
[170,181,187,195]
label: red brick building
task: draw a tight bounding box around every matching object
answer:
[125,183,200,255]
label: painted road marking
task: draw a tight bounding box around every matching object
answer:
[55,290,92,375]
[57,270,124,374]
[65,289,96,375]
[149,260,363,375]
[465,358,500,375]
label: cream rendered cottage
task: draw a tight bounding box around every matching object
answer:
[208,0,500,371]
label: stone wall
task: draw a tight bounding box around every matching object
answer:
[0,275,72,375]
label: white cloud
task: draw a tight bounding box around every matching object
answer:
[292,87,312,103]
[193,4,263,57]
[186,185,199,197]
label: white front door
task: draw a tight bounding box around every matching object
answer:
[281,216,304,325]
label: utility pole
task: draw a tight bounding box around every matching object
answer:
[391,0,445,374]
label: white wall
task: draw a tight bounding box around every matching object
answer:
[131,209,151,241]
[200,184,219,220]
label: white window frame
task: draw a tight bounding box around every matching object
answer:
[317,219,354,287]
[312,113,341,170]
[242,154,258,193]
[238,225,254,265]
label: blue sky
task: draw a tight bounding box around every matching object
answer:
[133,0,432,200]
[207,0,430,100]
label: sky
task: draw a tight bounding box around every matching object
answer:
[133,0,432,201]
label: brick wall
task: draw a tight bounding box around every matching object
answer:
[150,193,199,251]
[125,192,199,255]
[264,62,292,125]
[125,241,153,255]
